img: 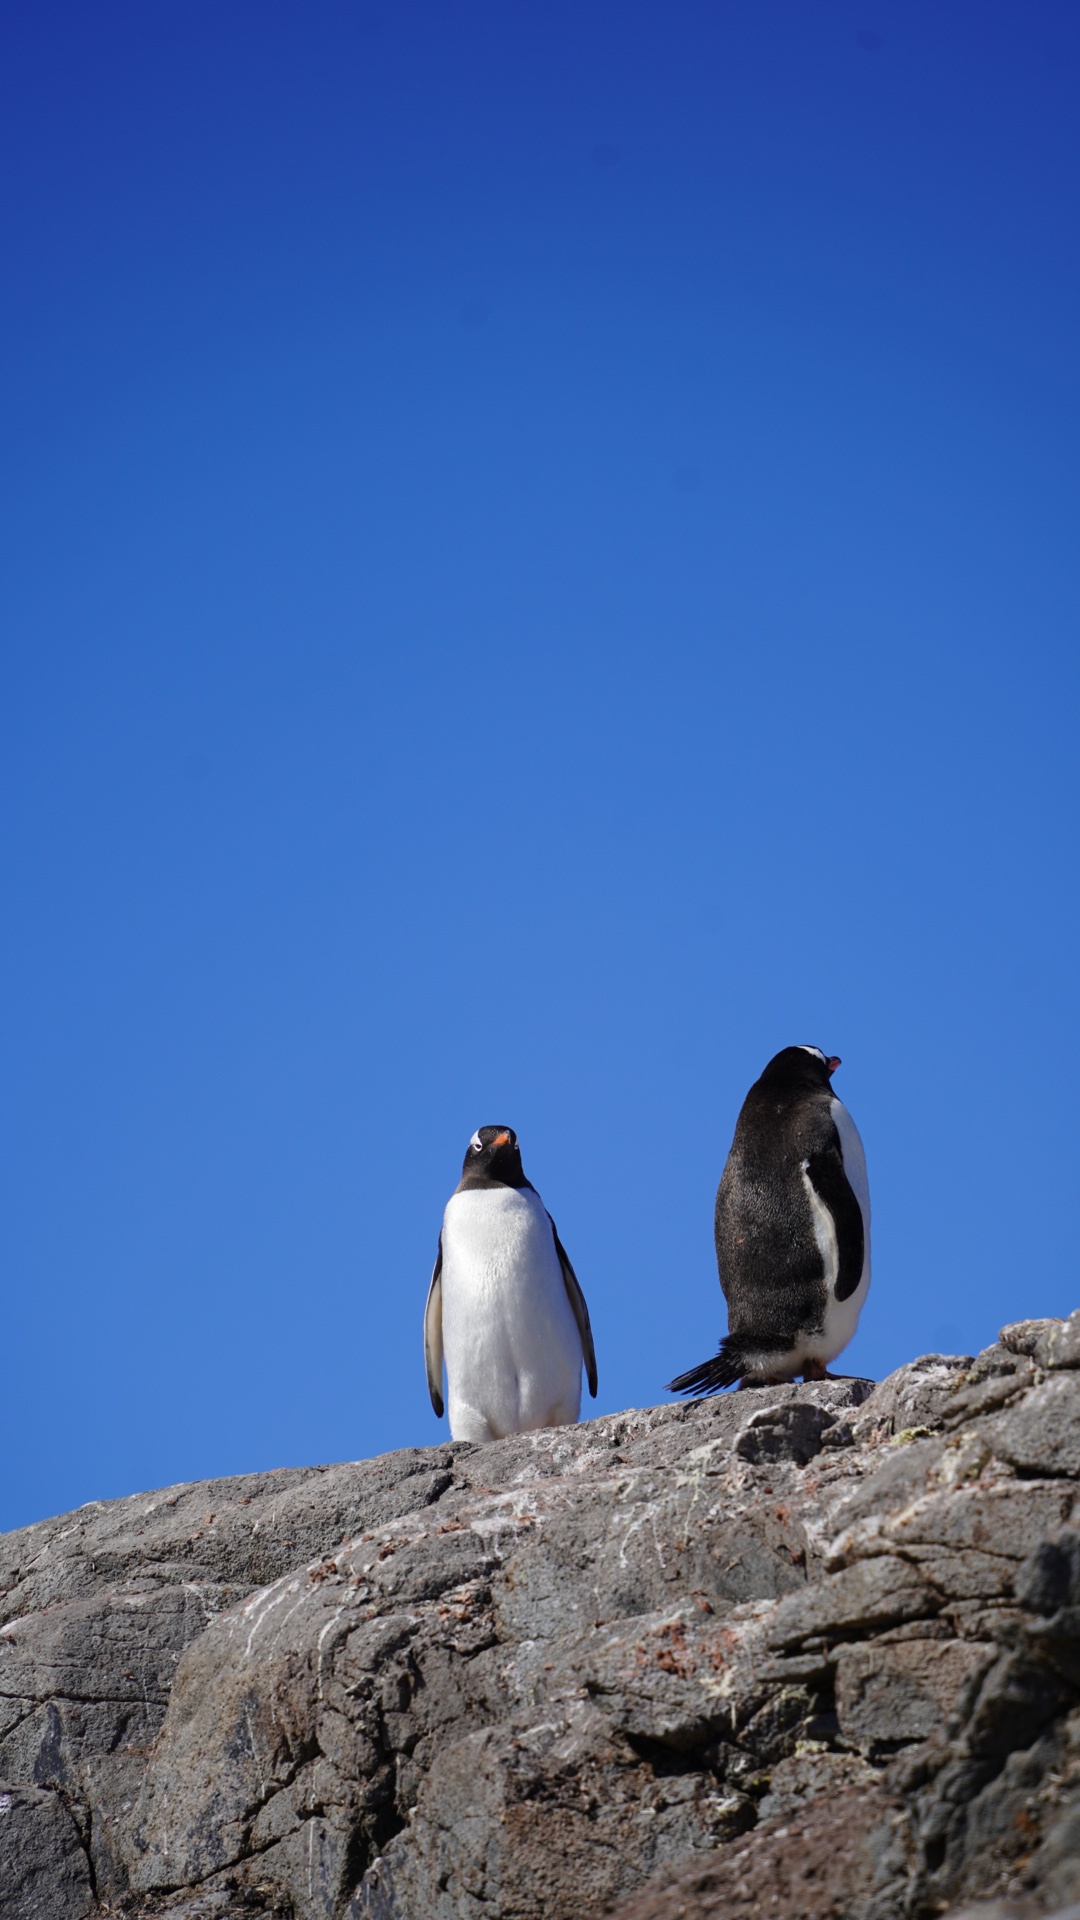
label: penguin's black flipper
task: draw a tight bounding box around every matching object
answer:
[667,1337,746,1397]
[423,1239,445,1418]
[549,1217,598,1397]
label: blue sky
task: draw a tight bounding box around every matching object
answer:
[2,1,1078,1531]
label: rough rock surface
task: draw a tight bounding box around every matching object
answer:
[5,1314,1080,1918]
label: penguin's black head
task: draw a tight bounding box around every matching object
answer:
[457,1125,529,1190]
[757,1045,841,1093]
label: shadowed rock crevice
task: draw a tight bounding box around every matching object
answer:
[4,1323,1080,1917]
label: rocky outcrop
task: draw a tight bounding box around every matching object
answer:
[5,1317,1080,1918]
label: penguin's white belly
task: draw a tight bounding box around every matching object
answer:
[802,1097,872,1364]
[440,1188,584,1442]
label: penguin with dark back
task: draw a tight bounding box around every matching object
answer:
[668,1046,871,1394]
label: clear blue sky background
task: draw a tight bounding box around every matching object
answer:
[2,2,1077,1532]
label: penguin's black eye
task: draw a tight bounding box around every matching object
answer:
[470,1141,483,1153]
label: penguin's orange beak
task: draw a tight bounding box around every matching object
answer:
[827,1056,841,1074]
[492,1130,511,1147]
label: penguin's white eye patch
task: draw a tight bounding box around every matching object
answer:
[798,1046,827,1062]
[469,1131,483,1151]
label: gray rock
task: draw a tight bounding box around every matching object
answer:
[987,1375,1080,1477]
[0,1452,463,1627]
[852,1355,976,1441]
[965,1648,1075,1759]
[754,1747,879,1821]
[1000,1313,1080,1372]
[942,1908,1080,1920]
[1016,1532,1080,1614]
[357,1711,752,1920]
[767,1554,938,1651]
[835,1639,996,1750]
[6,1327,1080,1918]
[734,1401,840,1466]
[575,1777,908,1919]
[0,1782,94,1920]
[0,1583,219,1788]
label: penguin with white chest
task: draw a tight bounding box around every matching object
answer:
[669,1046,871,1393]
[424,1126,598,1442]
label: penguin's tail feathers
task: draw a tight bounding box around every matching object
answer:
[667,1337,745,1397]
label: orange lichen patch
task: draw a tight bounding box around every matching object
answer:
[653,1621,692,1679]
[706,1625,744,1673]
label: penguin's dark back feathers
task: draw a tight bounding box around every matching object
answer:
[668,1045,869,1399]
[714,1049,842,1344]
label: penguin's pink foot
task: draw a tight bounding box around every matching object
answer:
[801,1358,829,1381]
